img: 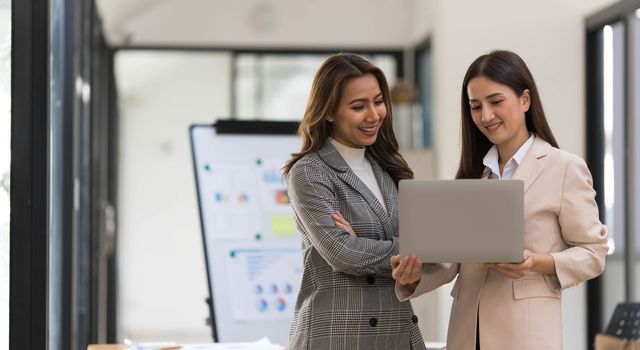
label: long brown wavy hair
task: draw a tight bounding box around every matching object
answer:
[283,52,413,184]
[456,50,559,179]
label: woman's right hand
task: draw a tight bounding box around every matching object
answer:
[332,211,356,237]
[391,255,422,286]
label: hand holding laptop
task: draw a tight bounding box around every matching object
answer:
[480,249,533,279]
[390,255,422,285]
[332,208,546,283]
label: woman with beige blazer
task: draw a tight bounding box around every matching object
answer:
[392,50,609,350]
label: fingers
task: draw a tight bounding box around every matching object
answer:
[488,256,534,279]
[332,212,355,236]
[500,256,533,271]
[333,219,350,231]
[332,212,348,226]
[390,255,400,269]
[337,224,356,237]
[523,249,534,260]
[392,256,409,281]
[392,255,421,285]
[406,256,422,284]
[391,259,403,280]
[403,257,421,282]
[491,268,522,279]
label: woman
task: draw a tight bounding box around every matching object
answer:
[392,50,608,350]
[284,53,425,349]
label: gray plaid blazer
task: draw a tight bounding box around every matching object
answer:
[287,141,425,350]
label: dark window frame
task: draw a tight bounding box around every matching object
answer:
[414,38,432,148]
[230,49,403,119]
[10,0,50,348]
[586,0,640,348]
[10,0,119,348]
[113,46,404,122]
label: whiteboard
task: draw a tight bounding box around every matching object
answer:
[189,121,302,344]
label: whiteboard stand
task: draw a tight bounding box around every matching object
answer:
[190,120,302,344]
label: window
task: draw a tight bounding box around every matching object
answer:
[48,0,65,347]
[415,42,433,148]
[600,21,627,322]
[632,4,640,303]
[234,53,399,121]
[586,1,640,347]
[0,0,11,349]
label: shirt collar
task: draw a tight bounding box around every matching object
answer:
[483,133,535,175]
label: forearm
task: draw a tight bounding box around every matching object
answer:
[290,165,399,276]
[301,220,398,275]
[395,263,459,301]
[326,236,398,275]
[396,281,419,300]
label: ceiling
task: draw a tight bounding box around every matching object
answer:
[96,0,417,49]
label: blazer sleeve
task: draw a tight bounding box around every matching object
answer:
[547,156,608,291]
[288,161,398,276]
[396,263,459,301]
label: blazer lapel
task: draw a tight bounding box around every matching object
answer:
[511,136,551,192]
[367,153,396,240]
[318,142,393,239]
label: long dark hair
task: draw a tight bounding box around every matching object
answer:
[283,52,413,184]
[456,50,559,179]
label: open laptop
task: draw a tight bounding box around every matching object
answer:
[399,179,524,263]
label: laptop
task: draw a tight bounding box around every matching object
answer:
[399,179,524,263]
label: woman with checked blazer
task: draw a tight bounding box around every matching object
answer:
[283,53,425,350]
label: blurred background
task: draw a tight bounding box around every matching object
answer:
[4,0,640,349]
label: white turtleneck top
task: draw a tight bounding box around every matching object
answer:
[330,139,387,212]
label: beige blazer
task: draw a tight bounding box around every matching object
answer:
[397,137,608,350]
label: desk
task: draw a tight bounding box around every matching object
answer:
[87,346,179,350]
[89,343,442,350]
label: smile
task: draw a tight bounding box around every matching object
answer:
[359,126,377,132]
[485,122,502,133]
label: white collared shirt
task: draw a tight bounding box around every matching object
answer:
[330,139,387,211]
[483,134,535,180]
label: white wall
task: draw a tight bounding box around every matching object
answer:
[116,51,232,342]
[429,0,588,179]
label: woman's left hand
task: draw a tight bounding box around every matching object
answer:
[485,249,534,279]
[332,211,356,237]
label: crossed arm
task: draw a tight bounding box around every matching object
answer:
[288,163,398,276]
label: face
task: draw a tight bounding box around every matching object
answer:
[328,73,386,148]
[467,76,530,151]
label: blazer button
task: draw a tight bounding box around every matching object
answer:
[412,315,419,324]
[366,275,375,284]
[369,317,378,327]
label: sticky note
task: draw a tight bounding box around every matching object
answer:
[269,215,296,236]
